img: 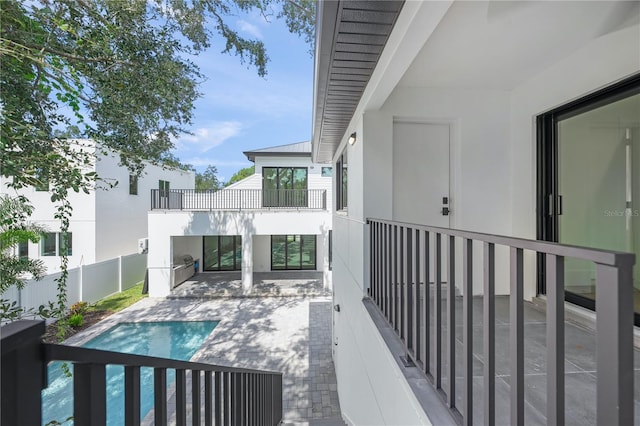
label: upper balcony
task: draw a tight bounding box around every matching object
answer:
[150,189,328,211]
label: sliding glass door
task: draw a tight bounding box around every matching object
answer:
[271,235,316,270]
[203,236,242,271]
[538,74,640,320]
[262,167,308,207]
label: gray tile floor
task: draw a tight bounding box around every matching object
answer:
[63,295,343,424]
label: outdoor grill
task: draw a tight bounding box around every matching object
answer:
[172,254,195,288]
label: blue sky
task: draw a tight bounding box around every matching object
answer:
[173,10,315,182]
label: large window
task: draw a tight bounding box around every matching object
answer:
[18,241,28,260]
[203,236,242,271]
[40,232,72,256]
[271,235,316,270]
[262,167,308,207]
[336,150,348,210]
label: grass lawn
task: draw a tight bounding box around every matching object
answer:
[90,282,147,313]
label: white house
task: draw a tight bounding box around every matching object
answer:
[146,141,333,297]
[0,139,194,273]
[313,1,639,425]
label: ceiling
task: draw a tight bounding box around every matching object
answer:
[312,0,404,163]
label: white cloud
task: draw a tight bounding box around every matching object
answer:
[178,121,242,152]
[237,19,263,39]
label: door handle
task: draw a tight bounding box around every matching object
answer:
[442,207,450,216]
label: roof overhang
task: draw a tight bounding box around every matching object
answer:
[312,0,404,163]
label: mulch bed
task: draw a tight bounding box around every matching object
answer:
[42,310,114,344]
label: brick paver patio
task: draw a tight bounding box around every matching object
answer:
[63,295,343,424]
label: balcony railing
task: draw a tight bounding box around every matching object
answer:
[1,320,283,426]
[151,189,327,211]
[366,217,635,426]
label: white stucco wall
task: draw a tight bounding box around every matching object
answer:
[95,154,194,262]
[147,210,331,296]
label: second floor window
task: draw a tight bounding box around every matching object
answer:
[336,150,348,211]
[262,167,308,207]
[129,174,138,195]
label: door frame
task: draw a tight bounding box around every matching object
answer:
[392,117,460,230]
[536,73,640,319]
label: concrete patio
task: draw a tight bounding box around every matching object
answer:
[62,294,343,425]
[170,271,330,298]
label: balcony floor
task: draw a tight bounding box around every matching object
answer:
[170,271,329,298]
[62,294,343,425]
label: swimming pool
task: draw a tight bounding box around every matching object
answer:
[42,321,218,425]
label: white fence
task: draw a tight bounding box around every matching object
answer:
[2,253,147,313]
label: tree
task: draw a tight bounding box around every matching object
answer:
[226,166,255,186]
[196,165,223,191]
[0,0,314,323]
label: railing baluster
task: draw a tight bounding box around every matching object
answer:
[510,247,524,425]
[393,225,398,331]
[204,371,213,426]
[192,370,201,426]
[596,261,634,426]
[223,371,231,426]
[435,233,442,389]
[176,369,187,426]
[125,365,141,426]
[215,371,222,426]
[400,226,405,341]
[413,229,421,363]
[447,235,456,407]
[424,230,431,375]
[154,368,167,426]
[484,242,495,426]
[546,254,564,426]
[407,227,414,355]
[385,223,391,320]
[463,239,474,426]
[74,363,106,425]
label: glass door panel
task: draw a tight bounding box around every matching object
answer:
[219,236,236,270]
[293,168,308,207]
[271,236,287,270]
[203,236,220,271]
[287,235,301,269]
[557,92,640,309]
[301,235,316,269]
[263,167,278,207]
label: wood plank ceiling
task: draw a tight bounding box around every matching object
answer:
[313,0,404,163]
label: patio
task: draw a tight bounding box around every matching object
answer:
[170,271,329,298]
[62,294,343,425]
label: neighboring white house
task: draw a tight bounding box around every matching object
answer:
[0,139,194,273]
[313,1,639,425]
[146,141,332,297]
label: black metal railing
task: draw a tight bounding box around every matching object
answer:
[366,217,635,426]
[1,320,283,426]
[151,189,327,211]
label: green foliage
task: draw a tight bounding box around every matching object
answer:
[0,195,47,293]
[226,166,255,186]
[67,313,83,328]
[196,165,223,191]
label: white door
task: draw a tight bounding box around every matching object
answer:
[393,121,451,284]
[393,121,450,227]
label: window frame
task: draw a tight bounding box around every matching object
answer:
[336,150,348,211]
[129,174,138,195]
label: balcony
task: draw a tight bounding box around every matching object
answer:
[151,189,327,211]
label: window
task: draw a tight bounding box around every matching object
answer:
[59,232,72,256]
[262,167,308,207]
[159,180,170,191]
[158,180,170,208]
[40,232,72,256]
[41,233,56,256]
[129,174,138,195]
[203,236,242,271]
[35,168,49,191]
[271,235,316,270]
[18,241,28,260]
[321,167,333,177]
[328,230,332,271]
[336,150,348,210]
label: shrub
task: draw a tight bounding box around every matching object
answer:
[67,313,83,328]
[70,301,88,316]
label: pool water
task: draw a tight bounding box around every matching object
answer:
[42,321,218,425]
